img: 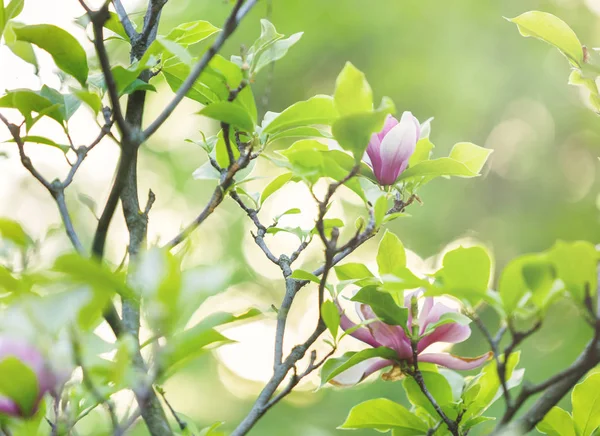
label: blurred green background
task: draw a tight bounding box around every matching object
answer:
[130,0,600,434]
[9,0,600,434]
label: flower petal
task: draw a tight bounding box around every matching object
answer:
[359,305,412,360]
[337,303,380,348]
[377,114,399,142]
[419,352,492,370]
[0,396,20,417]
[330,358,393,387]
[377,111,419,185]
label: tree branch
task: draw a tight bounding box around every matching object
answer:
[142,0,257,140]
[111,0,138,41]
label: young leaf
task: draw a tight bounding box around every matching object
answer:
[377,230,407,275]
[7,135,69,153]
[339,398,428,432]
[537,407,576,436]
[396,157,477,182]
[403,371,454,419]
[321,300,340,339]
[449,142,493,174]
[334,263,375,281]
[334,62,373,116]
[320,348,397,386]
[332,97,395,162]
[262,95,337,135]
[198,102,255,132]
[0,357,39,416]
[508,11,584,67]
[260,172,293,205]
[163,20,220,46]
[435,246,492,306]
[0,218,32,247]
[253,32,303,74]
[547,240,598,303]
[290,269,320,283]
[351,285,408,326]
[572,372,600,436]
[14,24,89,85]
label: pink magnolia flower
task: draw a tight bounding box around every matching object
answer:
[364,112,420,186]
[332,294,492,386]
[0,337,57,417]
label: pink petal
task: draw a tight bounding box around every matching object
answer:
[417,322,471,353]
[330,358,393,386]
[0,396,20,417]
[337,303,380,348]
[419,352,492,371]
[359,305,412,360]
[377,111,419,185]
[377,115,399,142]
[419,302,455,333]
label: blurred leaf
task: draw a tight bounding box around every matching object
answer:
[0,218,32,247]
[573,372,600,436]
[547,240,598,303]
[14,24,88,85]
[199,101,254,132]
[262,95,337,135]
[321,348,397,386]
[332,97,395,162]
[403,371,454,419]
[568,70,600,114]
[537,407,576,436]
[260,172,293,205]
[53,253,134,300]
[192,161,221,180]
[334,62,373,116]
[434,246,492,306]
[351,285,408,326]
[508,11,583,67]
[449,142,492,174]
[377,230,407,275]
[339,398,428,432]
[321,300,340,339]
[0,357,38,416]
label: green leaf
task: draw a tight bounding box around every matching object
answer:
[253,31,303,74]
[537,407,576,436]
[52,254,135,300]
[162,62,221,105]
[39,85,81,122]
[5,0,24,23]
[163,20,220,46]
[547,240,598,303]
[339,398,428,433]
[334,62,373,116]
[262,95,337,135]
[14,24,89,85]
[351,285,409,326]
[199,101,254,132]
[0,357,39,416]
[334,263,375,281]
[374,195,388,227]
[260,172,293,205]
[409,137,434,166]
[0,90,60,125]
[508,11,584,67]
[397,157,477,182]
[435,246,492,306]
[104,12,128,40]
[320,347,397,386]
[403,371,454,419]
[321,300,340,339]
[153,36,193,65]
[8,135,69,153]
[73,90,103,115]
[290,269,320,283]
[0,218,32,247]
[449,142,493,174]
[267,125,332,143]
[332,97,395,162]
[573,372,600,436]
[377,230,407,275]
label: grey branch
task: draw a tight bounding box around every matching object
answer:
[111,0,137,41]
